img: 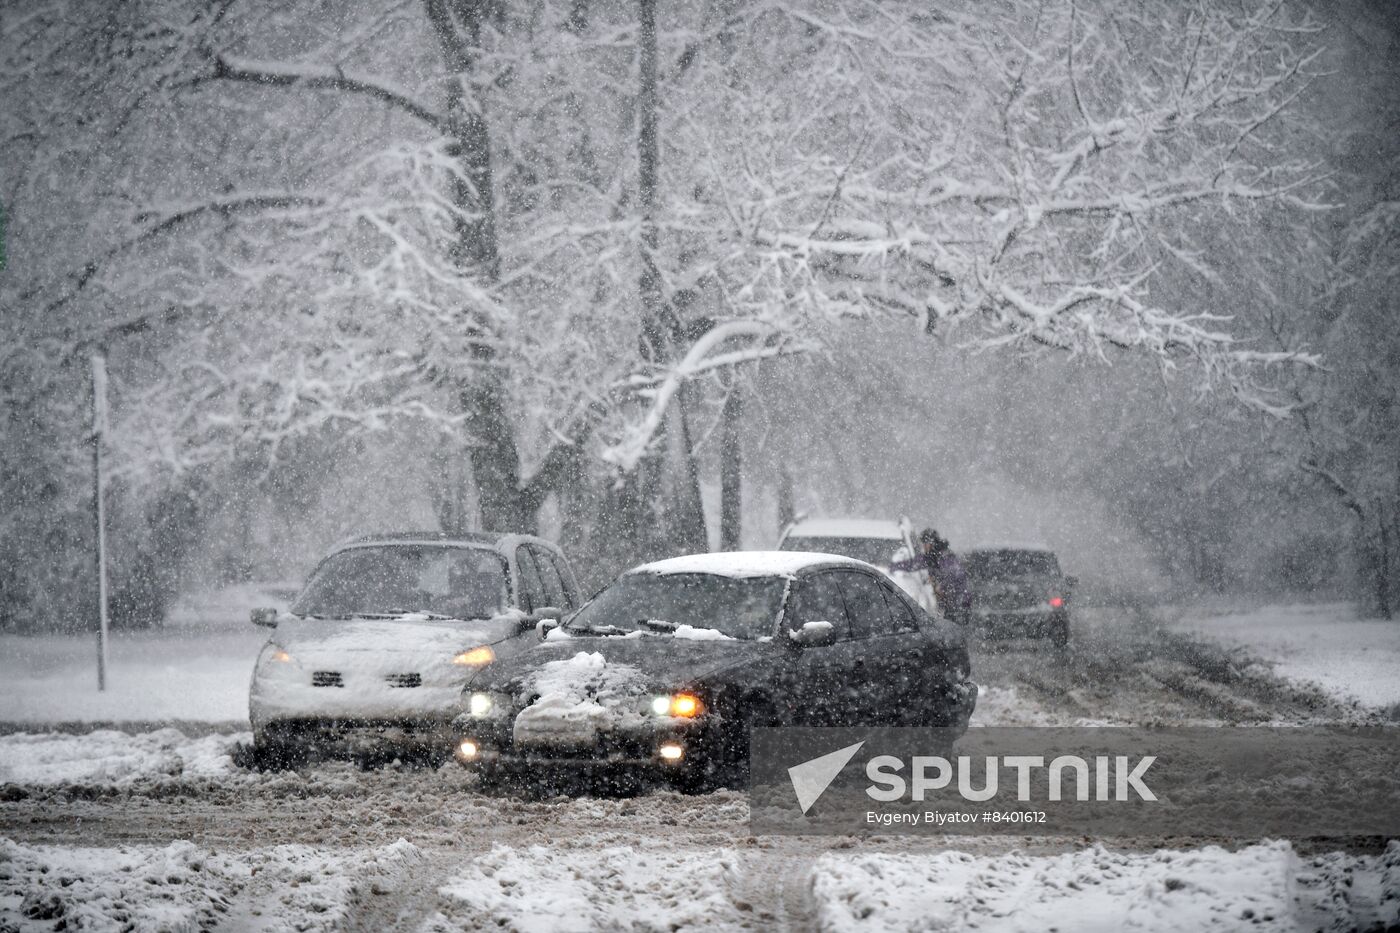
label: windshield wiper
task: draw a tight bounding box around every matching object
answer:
[640,618,677,633]
[563,622,632,637]
[354,609,458,621]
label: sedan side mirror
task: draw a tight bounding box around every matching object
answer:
[788,619,836,648]
[528,606,564,623]
[251,607,279,628]
[536,617,563,639]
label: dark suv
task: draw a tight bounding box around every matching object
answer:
[451,551,977,791]
[963,546,1075,647]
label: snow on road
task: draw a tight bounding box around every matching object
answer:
[810,841,1400,932]
[0,585,284,725]
[1168,602,1400,713]
[431,844,748,932]
[3,832,1395,932]
[0,728,247,786]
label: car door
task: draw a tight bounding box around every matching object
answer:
[872,576,935,725]
[833,570,901,724]
[780,570,859,725]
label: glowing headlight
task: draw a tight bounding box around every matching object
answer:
[266,646,293,664]
[468,693,494,717]
[453,645,496,667]
[652,692,703,718]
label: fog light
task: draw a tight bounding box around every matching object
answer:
[658,742,684,762]
[469,693,492,717]
[457,739,480,760]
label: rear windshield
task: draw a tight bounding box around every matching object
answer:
[291,545,510,620]
[964,550,1060,580]
[565,573,786,640]
[780,536,902,567]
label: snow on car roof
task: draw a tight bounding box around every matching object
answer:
[631,551,867,578]
[783,518,904,540]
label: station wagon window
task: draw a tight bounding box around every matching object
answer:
[515,546,548,612]
[836,572,895,639]
[529,545,569,609]
[786,572,851,640]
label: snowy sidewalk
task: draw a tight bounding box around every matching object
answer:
[1168,602,1400,714]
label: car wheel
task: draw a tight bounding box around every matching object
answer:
[251,735,307,771]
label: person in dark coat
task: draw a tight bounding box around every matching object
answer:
[890,528,972,624]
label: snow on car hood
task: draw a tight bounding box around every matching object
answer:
[510,651,648,742]
[270,614,519,658]
[249,613,528,727]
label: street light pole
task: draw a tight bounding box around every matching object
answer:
[91,353,109,691]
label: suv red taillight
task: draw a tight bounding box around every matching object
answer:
[1048,596,1064,608]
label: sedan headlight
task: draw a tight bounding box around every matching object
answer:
[453,645,496,667]
[648,692,704,718]
[260,644,293,664]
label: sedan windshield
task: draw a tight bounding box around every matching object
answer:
[565,573,785,640]
[780,536,902,567]
[291,545,510,620]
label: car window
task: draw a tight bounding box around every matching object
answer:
[880,579,921,632]
[837,572,896,639]
[291,545,509,620]
[529,545,569,609]
[515,546,548,612]
[786,572,851,640]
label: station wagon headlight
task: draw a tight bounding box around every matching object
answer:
[469,693,493,717]
[453,645,496,667]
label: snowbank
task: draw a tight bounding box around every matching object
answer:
[1169,603,1400,712]
[811,841,1400,932]
[433,844,746,932]
[0,839,237,932]
[0,837,422,933]
[0,728,248,786]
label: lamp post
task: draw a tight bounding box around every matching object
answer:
[91,353,109,691]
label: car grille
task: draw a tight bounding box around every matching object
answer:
[311,671,344,688]
[385,673,422,688]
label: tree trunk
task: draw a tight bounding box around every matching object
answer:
[719,380,743,551]
[424,0,534,532]
[777,467,795,533]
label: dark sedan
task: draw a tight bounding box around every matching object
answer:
[451,551,977,791]
[964,546,1075,646]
